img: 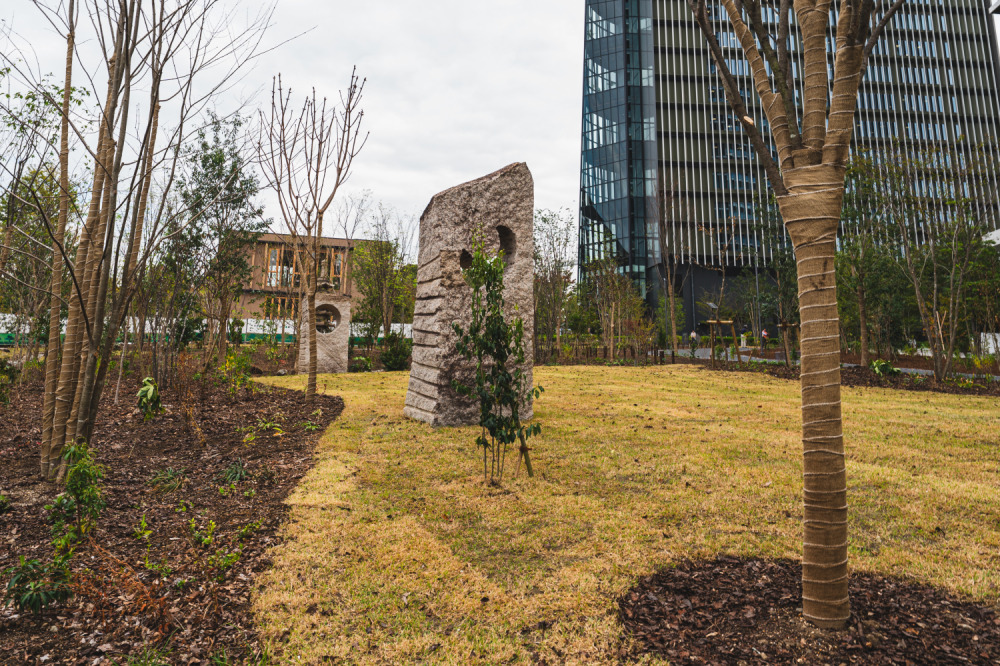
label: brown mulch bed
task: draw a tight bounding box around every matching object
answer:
[0,372,343,664]
[620,557,1000,665]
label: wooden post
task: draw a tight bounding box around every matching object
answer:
[516,431,534,478]
[730,322,743,368]
[709,322,717,369]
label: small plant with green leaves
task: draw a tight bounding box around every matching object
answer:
[2,553,73,614]
[237,520,262,541]
[219,458,249,485]
[142,554,173,578]
[870,359,901,378]
[0,492,11,515]
[148,467,186,493]
[188,518,216,548]
[299,420,320,432]
[243,488,256,498]
[206,547,242,580]
[950,376,977,390]
[175,500,193,514]
[217,348,254,396]
[136,377,163,422]
[218,483,237,497]
[236,424,258,445]
[45,442,105,549]
[0,358,18,405]
[380,331,413,371]
[45,494,77,538]
[452,244,543,485]
[349,356,373,373]
[133,513,152,541]
[255,417,285,436]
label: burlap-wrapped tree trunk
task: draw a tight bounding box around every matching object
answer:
[778,165,849,627]
[688,0,906,629]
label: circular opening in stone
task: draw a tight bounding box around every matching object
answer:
[460,249,473,271]
[497,225,516,262]
[316,304,341,334]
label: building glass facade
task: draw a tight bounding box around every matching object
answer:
[579,0,659,295]
[580,0,1000,312]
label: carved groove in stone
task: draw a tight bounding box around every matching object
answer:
[404,163,535,427]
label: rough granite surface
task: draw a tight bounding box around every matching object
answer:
[404,162,535,427]
[297,291,351,374]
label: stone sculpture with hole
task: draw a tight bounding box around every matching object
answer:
[404,162,535,426]
[297,283,351,374]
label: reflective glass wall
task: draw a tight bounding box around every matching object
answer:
[579,0,659,297]
[652,0,1000,269]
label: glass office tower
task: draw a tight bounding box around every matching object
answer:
[579,0,1000,324]
[579,0,659,297]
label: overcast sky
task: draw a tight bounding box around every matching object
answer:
[246,0,586,218]
[2,0,585,225]
[8,3,997,231]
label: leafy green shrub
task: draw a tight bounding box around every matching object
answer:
[133,513,152,541]
[2,553,73,614]
[237,521,262,540]
[137,377,163,422]
[349,356,373,373]
[380,332,413,371]
[870,359,901,378]
[46,443,105,549]
[217,348,253,395]
[228,318,245,346]
[188,518,217,547]
[452,245,543,485]
[45,493,77,536]
[63,443,105,536]
[206,547,241,580]
[950,376,976,390]
[0,358,18,404]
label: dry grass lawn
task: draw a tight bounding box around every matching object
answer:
[254,365,1000,664]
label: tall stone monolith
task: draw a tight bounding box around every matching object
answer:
[404,163,535,426]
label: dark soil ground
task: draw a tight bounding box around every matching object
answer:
[620,557,1000,665]
[0,369,343,665]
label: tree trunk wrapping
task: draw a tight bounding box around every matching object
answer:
[778,164,849,630]
[307,260,318,400]
[41,14,76,474]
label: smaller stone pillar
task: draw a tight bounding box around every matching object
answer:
[298,285,351,374]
